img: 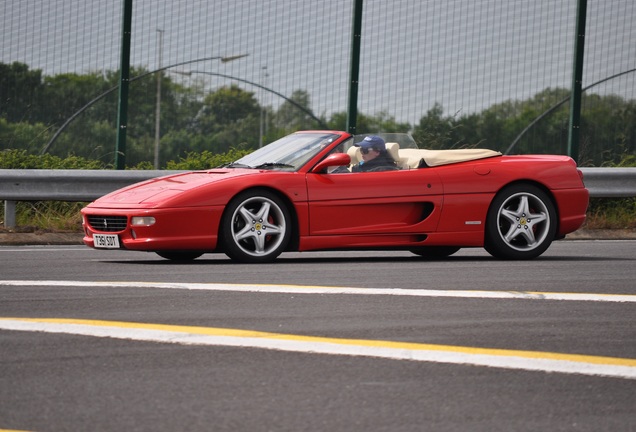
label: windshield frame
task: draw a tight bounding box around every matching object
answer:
[231,131,350,172]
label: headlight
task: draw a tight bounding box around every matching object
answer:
[131,216,156,226]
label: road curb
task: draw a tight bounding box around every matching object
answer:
[0,232,84,245]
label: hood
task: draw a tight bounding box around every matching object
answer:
[92,169,256,206]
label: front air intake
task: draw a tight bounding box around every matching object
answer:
[87,215,127,232]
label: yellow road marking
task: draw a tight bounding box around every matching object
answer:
[1,317,635,380]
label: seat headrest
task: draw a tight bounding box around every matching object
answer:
[347,145,361,165]
[385,142,400,161]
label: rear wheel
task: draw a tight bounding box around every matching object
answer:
[485,184,556,260]
[220,190,291,263]
[156,251,203,261]
[410,246,460,258]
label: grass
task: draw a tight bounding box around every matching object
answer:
[584,198,636,230]
[1,201,85,233]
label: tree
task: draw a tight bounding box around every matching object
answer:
[412,103,468,149]
[326,110,411,134]
[274,89,320,132]
[0,117,52,153]
[193,85,261,153]
[38,72,112,126]
[0,62,44,123]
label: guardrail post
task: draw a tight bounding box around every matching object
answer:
[3,200,16,228]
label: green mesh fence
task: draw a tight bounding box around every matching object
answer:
[1,0,635,167]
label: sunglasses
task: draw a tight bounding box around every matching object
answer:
[360,147,376,154]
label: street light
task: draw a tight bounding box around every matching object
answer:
[259,65,268,148]
[41,54,250,157]
[154,29,164,169]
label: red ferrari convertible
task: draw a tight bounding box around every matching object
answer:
[81,131,589,262]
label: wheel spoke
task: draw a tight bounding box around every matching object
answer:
[254,201,271,222]
[528,211,547,225]
[503,224,523,243]
[238,206,257,224]
[253,201,285,237]
[254,231,270,253]
[518,223,537,245]
[518,195,531,215]
[501,208,519,224]
[235,224,256,241]
[261,221,284,236]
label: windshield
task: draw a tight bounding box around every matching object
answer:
[232,132,343,171]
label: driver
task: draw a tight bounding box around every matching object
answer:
[351,135,397,172]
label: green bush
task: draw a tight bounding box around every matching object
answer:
[166,148,250,170]
[0,149,109,169]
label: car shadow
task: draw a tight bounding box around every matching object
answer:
[103,253,625,265]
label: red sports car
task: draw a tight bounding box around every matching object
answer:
[81,131,589,262]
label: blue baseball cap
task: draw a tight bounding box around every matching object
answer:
[355,135,386,151]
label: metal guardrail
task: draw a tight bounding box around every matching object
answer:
[577,167,636,198]
[0,169,182,202]
[0,169,179,228]
[1,168,635,228]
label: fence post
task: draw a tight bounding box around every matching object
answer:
[115,0,133,170]
[347,0,363,135]
[568,0,587,163]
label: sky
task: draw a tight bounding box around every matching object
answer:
[2,0,635,125]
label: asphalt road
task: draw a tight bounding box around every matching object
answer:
[1,240,635,432]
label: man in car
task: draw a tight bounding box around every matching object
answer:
[351,135,398,172]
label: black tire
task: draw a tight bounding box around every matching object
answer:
[220,190,292,263]
[484,184,557,260]
[156,251,203,261]
[410,246,461,258]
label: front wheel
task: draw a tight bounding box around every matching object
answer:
[484,184,557,260]
[220,190,291,263]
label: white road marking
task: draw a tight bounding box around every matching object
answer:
[0,247,87,252]
[1,318,635,380]
[0,279,635,303]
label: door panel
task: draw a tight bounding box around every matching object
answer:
[305,169,443,235]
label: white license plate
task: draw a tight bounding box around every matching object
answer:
[93,234,120,249]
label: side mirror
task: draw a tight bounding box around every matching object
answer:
[311,153,351,173]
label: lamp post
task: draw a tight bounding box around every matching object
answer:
[154,29,164,169]
[259,65,268,148]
